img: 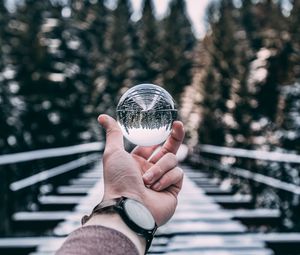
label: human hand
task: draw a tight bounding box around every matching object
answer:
[98,114,185,226]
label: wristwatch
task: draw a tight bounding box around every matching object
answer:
[82,197,157,253]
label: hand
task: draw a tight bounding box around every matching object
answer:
[98,114,185,226]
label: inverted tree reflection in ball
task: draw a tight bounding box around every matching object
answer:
[117,84,177,146]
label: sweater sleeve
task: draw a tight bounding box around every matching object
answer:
[56,225,139,255]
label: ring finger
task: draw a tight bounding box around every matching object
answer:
[142,153,177,186]
[151,166,184,192]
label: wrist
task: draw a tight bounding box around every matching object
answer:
[103,190,144,204]
[84,213,146,255]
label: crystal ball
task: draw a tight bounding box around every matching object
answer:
[116,84,177,146]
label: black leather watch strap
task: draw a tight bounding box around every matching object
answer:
[81,197,157,254]
[81,198,121,225]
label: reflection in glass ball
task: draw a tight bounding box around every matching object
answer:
[116,84,177,146]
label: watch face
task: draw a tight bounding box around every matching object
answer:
[124,199,155,230]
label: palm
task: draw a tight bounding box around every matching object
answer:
[132,154,152,174]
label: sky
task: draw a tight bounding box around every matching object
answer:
[8,0,294,38]
[111,0,210,38]
[123,0,293,39]
[7,0,210,38]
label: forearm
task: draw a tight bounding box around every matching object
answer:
[56,220,142,255]
[84,213,146,255]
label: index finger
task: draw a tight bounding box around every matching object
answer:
[150,121,184,163]
[131,144,160,160]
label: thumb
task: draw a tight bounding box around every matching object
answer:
[98,114,124,151]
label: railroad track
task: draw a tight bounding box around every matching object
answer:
[1,143,300,255]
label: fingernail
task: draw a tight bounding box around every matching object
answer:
[98,115,107,125]
[143,171,154,183]
[152,182,161,190]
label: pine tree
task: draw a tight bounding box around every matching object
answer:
[86,0,110,114]
[10,0,54,150]
[161,0,195,99]
[229,3,255,148]
[240,0,290,121]
[278,0,300,153]
[198,0,238,146]
[40,2,97,146]
[137,0,161,83]
[76,0,111,138]
[255,0,290,121]
[104,0,144,116]
[242,0,284,50]
[280,83,300,151]
[0,0,12,236]
[11,1,97,149]
[211,0,238,114]
[66,0,102,143]
[0,1,14,153]
[197,19,226,145]
[241,0,258,49]
[287,0,300,82]
[199,65,226,146]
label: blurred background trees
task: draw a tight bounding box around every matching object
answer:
[0,0,300,234]
[182,0,299,156]
[0,0,299,156]
[0,0,196,153]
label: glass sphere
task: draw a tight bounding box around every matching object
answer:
[117,84,177,146]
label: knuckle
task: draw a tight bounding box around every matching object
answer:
[177,167,184,179]
[150,165,162,180]
[161,147,172,155]
[159,178,167,188]
[106,127,120,136]
[165,152,174,160]
[104,148,112,156]
[167,153,178,166]
[103,150,111,162]
[174,155,178,165]
[104,147,115,157]
[165,152,173,159]
[155,165,163,177]
[162,172,173,186]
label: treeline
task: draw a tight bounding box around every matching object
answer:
[179,0,300,231]
[182,0,300,154]
[0,0,195,153]
[1,0,299,156]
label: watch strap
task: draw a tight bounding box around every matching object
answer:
[81,198,121,225]
[81,197,156,253]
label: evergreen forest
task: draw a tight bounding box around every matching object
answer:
[0,0,298,155]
